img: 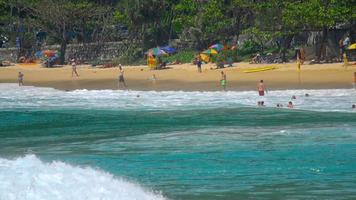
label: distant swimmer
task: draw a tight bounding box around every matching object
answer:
[352,104,355,109]
[118,64,127,89]
[305,93,310,97]
[277,103,283,108]
[257,80,266,96]
[288,101,294,108]
[292,95,297,100]
[220,71,226,91]
[18,72,24,86]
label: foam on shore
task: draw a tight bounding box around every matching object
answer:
[0,83,355,112]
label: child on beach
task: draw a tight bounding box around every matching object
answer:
[18,72,24,86]
[220,71,226,91]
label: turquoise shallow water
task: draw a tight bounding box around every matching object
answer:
[0,84,356,199]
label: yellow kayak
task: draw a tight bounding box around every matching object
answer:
[243,66,277,73]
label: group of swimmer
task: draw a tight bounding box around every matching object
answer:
[256,79,297,109]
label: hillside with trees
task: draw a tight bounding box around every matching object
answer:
[0,0,355,65]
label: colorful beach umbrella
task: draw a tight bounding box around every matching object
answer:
[161,46,177,54]
[147,47,168,56]
[199,53,210,63]
[209,44,224,51]
[202,49,218,55]
[348,43,356,50]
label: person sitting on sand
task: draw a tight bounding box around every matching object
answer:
[220,71,226,91]
[250,53,261,64]
[118,64,126,89]
[288,101,294,108]
[71,58,79,77]
[18,72,24,86]
[257,80,266,96]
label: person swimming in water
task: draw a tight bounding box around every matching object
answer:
[18,72,24,86]
[352,104,355,109]
[288,101,294,108]
[257,80,266,96]
[292,95,296,100]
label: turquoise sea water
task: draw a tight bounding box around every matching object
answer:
[0,84,356,199]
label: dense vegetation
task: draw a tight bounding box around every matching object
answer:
[0,0,355,64]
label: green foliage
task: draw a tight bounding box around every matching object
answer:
[237,40,261,57]
[164,50,196,64]
[1,0,354,64]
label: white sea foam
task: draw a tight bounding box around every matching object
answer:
[0,83,355,112]
[0,154,165,200]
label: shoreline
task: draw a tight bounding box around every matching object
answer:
[0,62,355,91]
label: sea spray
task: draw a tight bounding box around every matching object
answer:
[0,155,166,200]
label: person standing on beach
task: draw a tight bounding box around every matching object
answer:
[257,80,266,96]
[197,58,202,73]
[71,58,79,77]
[220,71,226,91]
[18,72,24,86]
[118,64,126,89]
[353,72,356,89]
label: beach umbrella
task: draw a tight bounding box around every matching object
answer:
[209,44,224,51]
[348,43,356,50]
[147,47,168,56]
[202,49,218,55]
[199,53,210,63]
[35,51,43,57]
[161,46,177,54]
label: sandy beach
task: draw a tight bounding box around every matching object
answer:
[0,62,355,91]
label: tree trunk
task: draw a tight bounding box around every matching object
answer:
[59,40,67,65]
[316,26,328,61]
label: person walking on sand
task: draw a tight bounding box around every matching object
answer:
[18,72,24,86]
[353,72,356,89]
[71,58,79,77]
[257,80,266,96]
[118,64,126,89]
[197,58,202,73]
[220,71,226,91]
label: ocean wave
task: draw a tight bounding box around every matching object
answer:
[0,154,165,200]
[0,83,355,112]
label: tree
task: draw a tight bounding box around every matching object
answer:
[27,0,109,64]
[282,0,355,61]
